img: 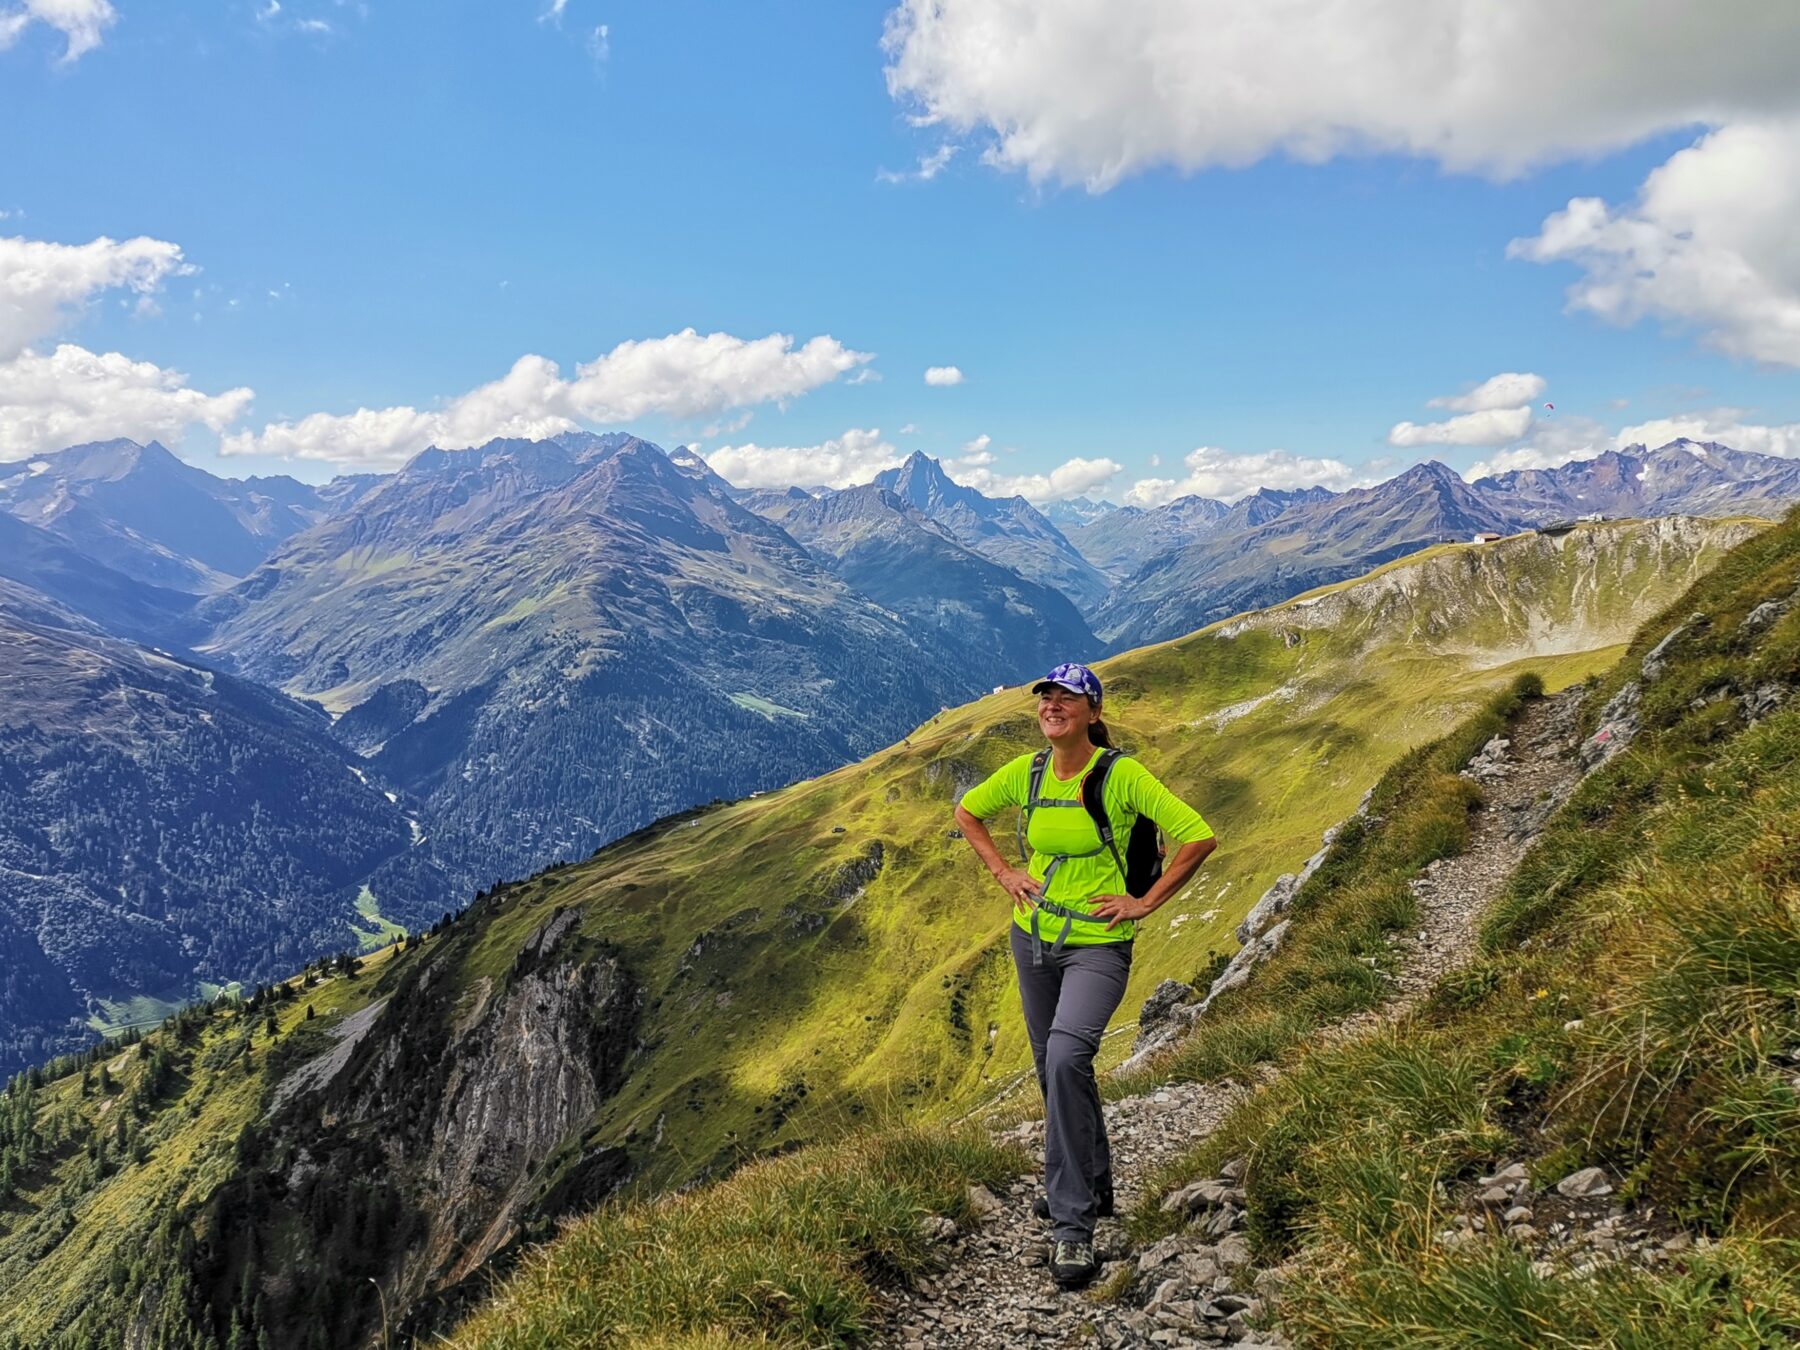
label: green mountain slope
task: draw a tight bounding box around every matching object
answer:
[0,584,453,1078]
[0,515,1761,1348]
[1123,503,1800,1344]
[444,512,1800,1350]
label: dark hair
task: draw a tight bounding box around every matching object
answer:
[1088,702,1113,749]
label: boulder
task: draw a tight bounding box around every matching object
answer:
[1555,1166,1614,1198]
[1581,680,1641,769]
[1640,624,1688,682]
[1138,978,1196,1032]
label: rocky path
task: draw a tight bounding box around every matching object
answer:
[1328,684,1586,1040]
[878,688,1589,1349]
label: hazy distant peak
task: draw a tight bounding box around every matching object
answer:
[664,443,733,492]
[1391,458,1464,487]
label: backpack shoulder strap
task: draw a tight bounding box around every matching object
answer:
[1081,749,1129,876]
[1018,749,1052,863]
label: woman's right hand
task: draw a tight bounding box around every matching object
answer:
[993,866,1041,912]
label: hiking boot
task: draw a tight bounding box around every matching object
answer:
[1033,1170,1113,1221]
[1049,1239,1099,1288]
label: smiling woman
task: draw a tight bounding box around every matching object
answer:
[952,659,1216,1289]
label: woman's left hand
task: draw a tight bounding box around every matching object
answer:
[1090,894,1154,930]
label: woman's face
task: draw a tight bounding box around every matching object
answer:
[1038,686,1096,742]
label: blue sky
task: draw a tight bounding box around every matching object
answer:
[4,0,1799,501]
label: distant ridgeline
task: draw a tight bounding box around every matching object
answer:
[0,511,1775,1348]
[0,431,1795,1075]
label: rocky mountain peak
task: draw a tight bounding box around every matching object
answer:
[875,451,983,514]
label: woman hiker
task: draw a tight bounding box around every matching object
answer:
[954,662,1217,1289]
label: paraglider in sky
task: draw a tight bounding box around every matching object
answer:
[1543,402,1555,411]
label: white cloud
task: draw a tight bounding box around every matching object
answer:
[877,143,958,184]
[0,343,253,459]
[223,329,870,469]
[540,0,568,23]
[1511,119,1800,368]
[883,0,1800,189]
[949,454,1121,503]
[0,234,191,360]
[1123,445,1363,506]
[924,364,963,386]
[1428,371,1547,413]
[1464,415,1610,481]
[898,422,917,435]
[0,233,246,457]
[295,17,332,35]
[1614,411,1800,460]
[1389,405,1534,448]
[0,0,116,64]
[586,23,608,62]
[705,427,904,490]
[702,409,753,438]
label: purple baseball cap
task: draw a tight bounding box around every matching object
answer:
[1032,662,1102,702]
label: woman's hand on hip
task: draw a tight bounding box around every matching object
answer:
[993,866,1041,912]
[1091,894,1153,930]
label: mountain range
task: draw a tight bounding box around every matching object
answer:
[0,438,366,596]
[2,430,1799,1079]
[197,433,982,885]
[1080,441,1800,647]
[739,479,1099,683]
[872,452,1114,608]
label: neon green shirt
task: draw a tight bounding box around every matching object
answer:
[960,747,1214,944]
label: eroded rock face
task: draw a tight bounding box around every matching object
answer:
[422,918,637,1287]
[245,903,641,1344]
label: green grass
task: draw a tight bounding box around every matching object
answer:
[1112,672,1540,1107]
[349,884,408,952]
[1285,1236,1800,1348]
[84,992,186,1037]
[1120,505,1800,1343]
[446,1126,1022,1349]
[482,582,571,630]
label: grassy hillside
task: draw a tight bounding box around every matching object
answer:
[1127,505,1800,1343]
[0,515,1760,1347]
[446,509,1800,1349]
[383,519,1736,1185]
[0,944,411,1349]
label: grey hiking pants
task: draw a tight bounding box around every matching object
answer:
[1010,924,1132,1243]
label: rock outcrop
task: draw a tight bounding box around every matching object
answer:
[230,903,642,1346]
[1119,790,1376,1075]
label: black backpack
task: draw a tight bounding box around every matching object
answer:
[1023,748,1164,898]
